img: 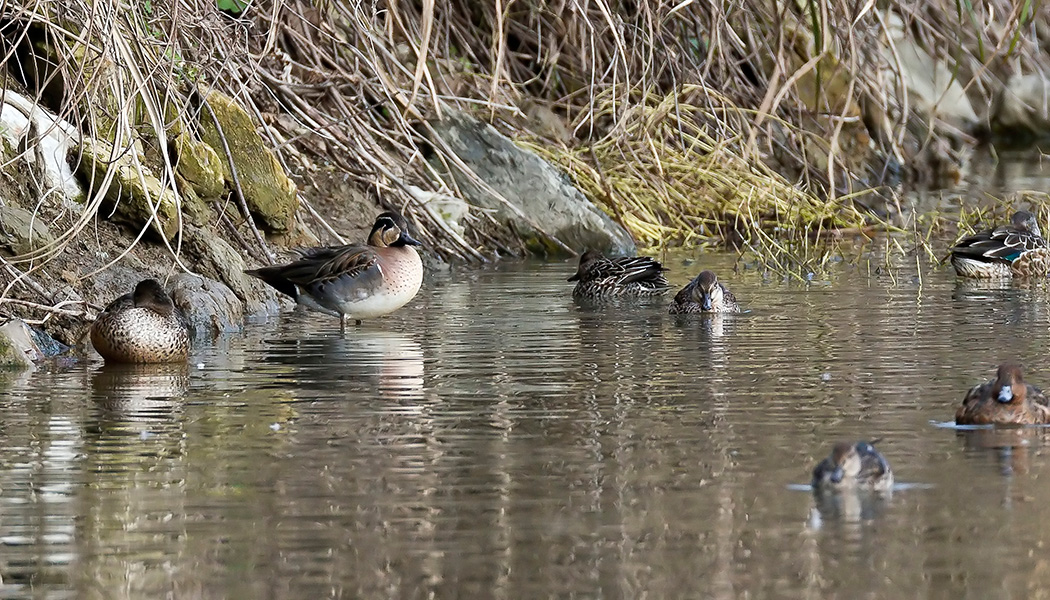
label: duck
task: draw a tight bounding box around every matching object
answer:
[956,363,1050,425]
[668,270,739,314]
[90,279,190,363]
[245,211,423,329]
[950,210,1050,278]
[811,441,894,492]
[567,249,670,299]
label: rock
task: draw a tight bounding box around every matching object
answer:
[427,109,636,256]
[197,89,298,232]
[174,132,226,199]
[882,15,978,129]
[0,319,68,368]
[0,91,85,204]
[168,273,244,335]
[990,74,1050,140]
[0,205,55,255]
[406,185,469,237]
[77,137,182,240]
[181,225,282,317]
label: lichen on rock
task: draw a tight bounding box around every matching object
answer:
[77,137,183,240]
[0,205,55,255]
[196,89,298,232]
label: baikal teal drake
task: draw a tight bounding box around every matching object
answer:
[811,441,893,492]
[90,279,190,364]
[950,210,1050,278]
[246,211,423,330]
[668,270,739,314]
[568,250,670,299]
[955,363,1050,426]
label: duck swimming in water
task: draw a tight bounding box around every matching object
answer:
[90,279,190,364]
[668,270,739,314]
[567,250,670,300]
[811,441,894,492]
[950,211,1050,278]
[955,363,1050,426]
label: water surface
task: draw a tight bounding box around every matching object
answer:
[4,253,1050,598]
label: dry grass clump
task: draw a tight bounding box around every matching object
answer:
[523,87,873,269]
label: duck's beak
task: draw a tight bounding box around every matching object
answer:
[829,466,844,484]
[400,231,423,246]
[701,292,713,311]
[998,385,1014,403]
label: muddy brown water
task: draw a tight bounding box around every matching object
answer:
[3,252,1050,598]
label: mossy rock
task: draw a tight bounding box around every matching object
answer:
[174,133,225,199]
[77,137,182,240]
[197,90,298,232]
[0,206,55,255]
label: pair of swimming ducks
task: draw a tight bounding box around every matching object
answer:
[569,250,739,313]
[814,362,1050,491]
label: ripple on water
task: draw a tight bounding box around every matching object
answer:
[2,256,1050,597]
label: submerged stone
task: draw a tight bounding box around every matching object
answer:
[0,319,68,368]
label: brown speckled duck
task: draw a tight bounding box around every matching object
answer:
[245,211,423,329]
[811,441,894,492]
[568,250,670,299]
[668,270,739,314]
[956,363,1050,425]
[90,279,190,363]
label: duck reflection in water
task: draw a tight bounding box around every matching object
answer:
[90,362,189,418]
[263,325,425,402]
[957,426,1050,478]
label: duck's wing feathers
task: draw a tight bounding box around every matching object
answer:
[247,244,379,298]
[956,381,992,422]
[951,227,1047,263]
[1028,384,1049,407]
[720,284,737,305]
[592,256,667,285]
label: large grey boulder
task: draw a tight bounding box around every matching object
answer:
[882,14,978,130]
[990,74,1050,139]
[428,109,635,256]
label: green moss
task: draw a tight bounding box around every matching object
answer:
[77,138,182,240]
[197,90,298,232]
